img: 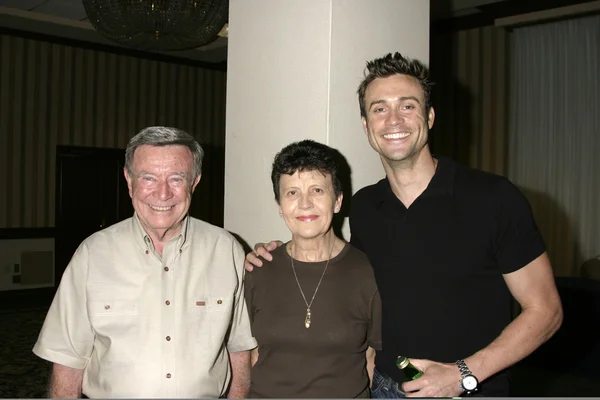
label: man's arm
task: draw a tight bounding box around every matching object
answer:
[366,346,376,388]
[403,252,563,397]
[467,252,563,382]
[228,350,251,398]
[251,348,259,367]
[243,240,283,271]
[34,243,94,398]
[227,242,258,398]
[48,363,84,398]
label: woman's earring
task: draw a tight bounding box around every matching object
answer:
[279,211,283,218]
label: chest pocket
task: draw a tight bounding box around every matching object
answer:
[90,300,139,315]
[189,295,233,313]
[88,300,140,369]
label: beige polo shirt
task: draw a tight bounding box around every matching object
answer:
[33,215,257,398]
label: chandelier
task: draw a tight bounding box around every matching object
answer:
[82,0,229,51]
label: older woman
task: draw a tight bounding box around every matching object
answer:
[244,140,381,398]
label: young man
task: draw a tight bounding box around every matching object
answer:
[245,53,562,397]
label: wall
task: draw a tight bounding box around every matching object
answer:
[224,0,430,247]
[0,33,227,229]
[0,238,54,291]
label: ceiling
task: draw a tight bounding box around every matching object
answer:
[0,0,595,63]
[0,0,229,63]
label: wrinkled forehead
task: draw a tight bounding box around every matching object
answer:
[133,144,192,159]
[132,144,194,170]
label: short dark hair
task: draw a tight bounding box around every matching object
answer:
[125,126,204,181]
[357,52,433,118]
[271,140,343,204]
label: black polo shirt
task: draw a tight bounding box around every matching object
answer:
[349,156,545,396]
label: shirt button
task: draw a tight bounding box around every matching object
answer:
[165,300,171,306]
[166,373,172,379]
[179,249,182,254]
[164,266,169,271]
[166,336,171,341]
[104,305,111,310]
[145,250,149,255]
[217,299,222,305]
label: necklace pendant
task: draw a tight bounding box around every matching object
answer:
[305,308,311,329]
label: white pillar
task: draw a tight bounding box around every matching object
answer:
[224,0,429,246]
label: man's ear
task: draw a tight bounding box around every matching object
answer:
[362,117,369,136]
[124,168,133,198]
[191,174,201,193]
[427,106,435,130]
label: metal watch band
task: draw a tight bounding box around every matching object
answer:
[455,359,472,377]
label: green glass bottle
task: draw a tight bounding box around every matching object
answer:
[396,356,423,380]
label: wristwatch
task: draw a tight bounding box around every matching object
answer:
[455,359,479,394]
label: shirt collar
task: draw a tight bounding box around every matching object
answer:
[375,156,456,206]
[131,213,190,253]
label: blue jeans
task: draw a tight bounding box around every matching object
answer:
[371,367,406,398]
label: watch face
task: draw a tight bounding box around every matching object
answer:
[462,375,478,391]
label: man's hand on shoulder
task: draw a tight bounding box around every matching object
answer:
[244,241,284,272]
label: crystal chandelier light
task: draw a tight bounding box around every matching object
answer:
[82,0,229,51]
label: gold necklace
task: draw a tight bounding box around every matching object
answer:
[289,239,335,329]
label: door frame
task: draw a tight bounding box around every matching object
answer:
[54,145,131,286]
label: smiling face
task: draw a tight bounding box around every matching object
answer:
[278,170,342,242]
[124,144,200,241]
[362,74,435,168]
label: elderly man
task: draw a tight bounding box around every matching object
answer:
[33,126,256,398]
[245,52,563,397]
